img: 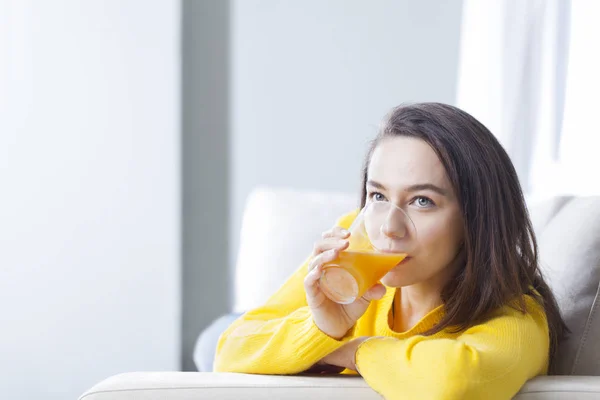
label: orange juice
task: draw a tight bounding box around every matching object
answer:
[319,250,407,304]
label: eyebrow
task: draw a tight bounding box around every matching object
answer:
[366,180,449,197]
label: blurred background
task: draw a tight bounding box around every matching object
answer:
[1,0,597,399]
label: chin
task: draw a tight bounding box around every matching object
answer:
[381,269,417,288]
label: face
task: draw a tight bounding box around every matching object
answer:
[365,136,465,288]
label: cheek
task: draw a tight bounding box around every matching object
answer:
[382,212,464,287]
[415,215,463,261]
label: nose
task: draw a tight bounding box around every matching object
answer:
[380,208,408,239]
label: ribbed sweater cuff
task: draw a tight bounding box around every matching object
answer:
[291,308,354,364]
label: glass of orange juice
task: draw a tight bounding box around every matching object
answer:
[319,201,416,304]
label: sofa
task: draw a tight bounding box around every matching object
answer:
[80,187,600,399]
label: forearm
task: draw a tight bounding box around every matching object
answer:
[355,335,541,400]
[214,307,350,374]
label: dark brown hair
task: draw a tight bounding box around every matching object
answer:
[361,102,568,373]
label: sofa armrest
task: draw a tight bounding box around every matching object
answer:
[79,372,377,400]
[517,376,600,399]
[79,372,600,400]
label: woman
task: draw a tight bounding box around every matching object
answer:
[214,103,568,399]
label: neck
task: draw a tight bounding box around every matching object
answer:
[399,281,444,321]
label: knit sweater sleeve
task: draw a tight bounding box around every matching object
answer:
[354,296,549,400]
[213,210,359,374]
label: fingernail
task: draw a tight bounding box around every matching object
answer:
[340,229,349,236]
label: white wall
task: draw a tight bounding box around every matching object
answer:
[230,0,464,266]
[0,1,180,399]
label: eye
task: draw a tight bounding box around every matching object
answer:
[411,196,435,209]
[368,192,387,202]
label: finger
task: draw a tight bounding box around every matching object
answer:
[361,283,387,302]
[305,249,342,305]
[307,247,341,273]
[311,237,349,257]
[322,226,350,239]
[304,263,324,299]
[304,257,333,303]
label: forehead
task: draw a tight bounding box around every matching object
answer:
[367,136,449,188]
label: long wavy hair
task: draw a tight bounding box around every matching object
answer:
[360,103,568,373]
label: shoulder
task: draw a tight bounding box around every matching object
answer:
[463,294,550,359]
[335,209,361,230]
[460,294,549,345]
[503,293,549,329]
[485,294,548,330]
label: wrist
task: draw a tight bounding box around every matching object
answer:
[348,337,369,371]
[313,320,353,341]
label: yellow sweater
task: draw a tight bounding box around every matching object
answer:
[215,211,550,400]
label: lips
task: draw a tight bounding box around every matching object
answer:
[379,248,410,255]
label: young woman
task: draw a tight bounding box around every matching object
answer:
[214,103,568,399]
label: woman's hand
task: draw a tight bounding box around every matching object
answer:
[318,337,370,372]
[304,226,387,340]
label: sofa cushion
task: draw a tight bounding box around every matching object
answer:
[233,187,357,312]
[535,197,600,375]
[194,313,243,372]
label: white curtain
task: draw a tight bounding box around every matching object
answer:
[555,1,600,196]
[456,0,571,196]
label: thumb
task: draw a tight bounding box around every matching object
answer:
[362,283,386,301]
